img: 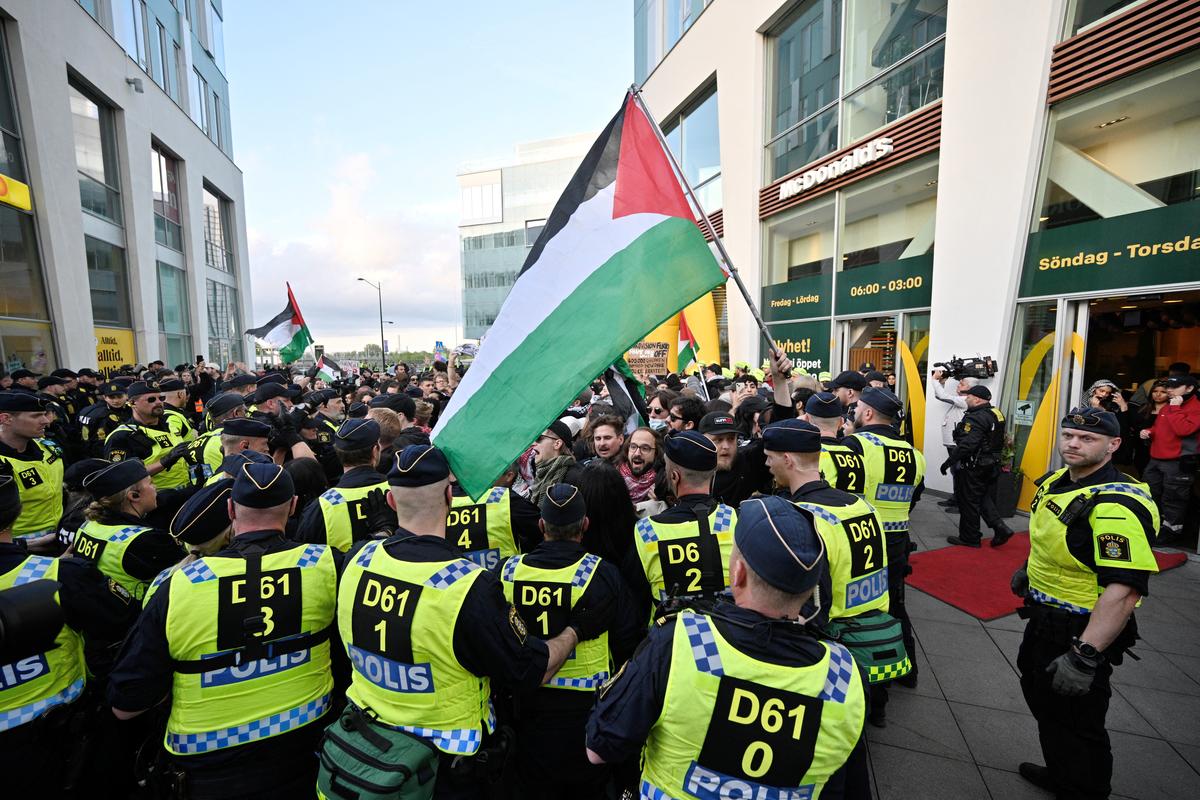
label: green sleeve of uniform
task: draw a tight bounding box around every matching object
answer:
[1090,502,1159,572]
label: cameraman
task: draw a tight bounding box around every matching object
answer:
[931,369,976,509]
[942,386,1014,548]
[0,474,139,794]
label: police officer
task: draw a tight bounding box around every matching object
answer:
[140,478,238,606]
[586,496,870,799]
[448,471,541,570]
[943,385,1015,548]
[308,389,344,445]
[0,474,139,796]
[74,459,184,601]
[296,417,389,550]
[36,375,73,454]
[499,483,642,799]
[1011,407,1159,799]
[180,392,247,485]
[622,430,738,623]
[74,367,103,408]
[109,462,340,799]
[78,380,131,458]
[104,382,192,490]
[160,377,197,441]
[225,372,258,398]
[0,391,64,542]
[840,387,925,687]
[250,382,319,463]
[335,445,591,799]
[763,418,906,727]
[806,391,869,494]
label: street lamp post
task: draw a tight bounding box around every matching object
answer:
[357,277,386,371]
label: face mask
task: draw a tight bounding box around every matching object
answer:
[648,418,668,431]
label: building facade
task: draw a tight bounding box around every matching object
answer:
[0,0,252,375]
[457,134,594,340]
[637,0,1200,506]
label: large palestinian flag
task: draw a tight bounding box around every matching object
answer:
[434,92,727,498]
[245,283,312,364]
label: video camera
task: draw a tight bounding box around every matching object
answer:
[933,354,998,381]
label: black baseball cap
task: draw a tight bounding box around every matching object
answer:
[699,412,737,434]
[830,370,867,391]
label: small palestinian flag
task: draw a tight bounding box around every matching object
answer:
[678,310,699,373]
[245,283,312,364]
[315,354,342,383]
[434,91,727,498]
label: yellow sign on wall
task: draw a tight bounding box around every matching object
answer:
[0,172,32,211]
[95,327,137,377]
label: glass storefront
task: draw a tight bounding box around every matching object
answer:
[206,279,242,366]
[157,261,191,367]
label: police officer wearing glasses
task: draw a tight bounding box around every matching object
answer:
[1012,407,1159,798]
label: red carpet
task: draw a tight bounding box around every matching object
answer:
[906,533,1189,621]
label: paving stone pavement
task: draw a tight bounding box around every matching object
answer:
[866,499,1200,800]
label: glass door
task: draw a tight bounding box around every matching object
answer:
[898,312,930,449]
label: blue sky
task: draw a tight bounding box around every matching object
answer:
[225,2,632,353]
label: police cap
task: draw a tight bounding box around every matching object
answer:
[335,418,380,450]
[252,383,290,404]
[370,393,417,419]
[865,370,887,384]
[663,430,718,472]
[126,381,161,399]
[158,378,186,391]
[228,373,258,388]
[206,392,245,417]
[222,417,272,439]
[10,369,38,381]
[859,387,903,418]
[82,459,149,499]
[404,385,424,398]
[804,391,844,419]
[347,402,368,419]
[388,445,450,487]
[0,474,18,518]
[256,373,287,386]
[50,368,78,379]
[540,483,586,526]
[1061,406,1120,437]
[77,369,101,379]
[36,376,66,390]
[734,496,825,594]
[232,462,295,509]
[965,385,992,400]
[699,412,737,435]
[306,389,336,406]
[217,450,272,479]
[0,391,47,412]
[830,370,867,391]
[762,418,822,453]
[100,381,127,397]
[171,478,234,545]
[63,458,111,492]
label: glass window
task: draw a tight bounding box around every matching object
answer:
[191,69,209,133]
[85,236,132,327]
[769,105,839,182]
[0,319,54,374]
[0,30,24,184]
[634,0,663,84]
[69,83,123,224]
[840,158,938,270]
[151,146,183,250]
[665,0,705,52]
[765,196,836,285]
[209,2,226,73]
[206,279,242,365]
[845,0,947,90]
[459,178,503,225]
[524,219,545,247]
[77,0,98,18]
[1033,57,1200,232]
[842,38,944,144]
[203,186,234,272]
[114,1,153,72]
[1068,0,1146,35]
[665,87,722,211]
[0,206,49,320]
[154,22,169,94]
[157,261,189,336]
[767,0,842,180]
[211,92,223,148]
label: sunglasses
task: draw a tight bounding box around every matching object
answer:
[669,413,685,423]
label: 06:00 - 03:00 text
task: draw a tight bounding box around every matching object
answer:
[848,276,923,297]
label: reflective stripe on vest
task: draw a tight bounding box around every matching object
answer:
[447,488,518,570]
[635,504,736,603]
[0,440,64,537]
[852,432,925,530]
[0,556,87,731]
[501,552,609,691]
[318,480,389,551]
[793,499,890,619]
[641,612,865,799]
[339,540,493,755]
[74,521,158,599]
[1027,468,1160,611]
[163,543,337,755]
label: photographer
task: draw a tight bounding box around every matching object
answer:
[931,369,975,509]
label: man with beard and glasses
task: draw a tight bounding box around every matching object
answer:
[620,427,660,502]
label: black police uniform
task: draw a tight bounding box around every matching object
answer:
[36,392,72,455]
[502,538,643,800]
[949,402,1013,545]
[107,529,346,800]
[0,544,140,796]
[341,531,553,799]
[711,402,796,507]
[78,400,130,458]
[294,465,389,546]
[585,601,870,799]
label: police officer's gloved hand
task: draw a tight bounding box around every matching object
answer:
[158,442,190,470]
[1045,649,1099,696]
[1010,565,1029,597]
[270,416,303,450]
[363,488,396,537]
[939,458,953,475]
[568,596,614,641]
